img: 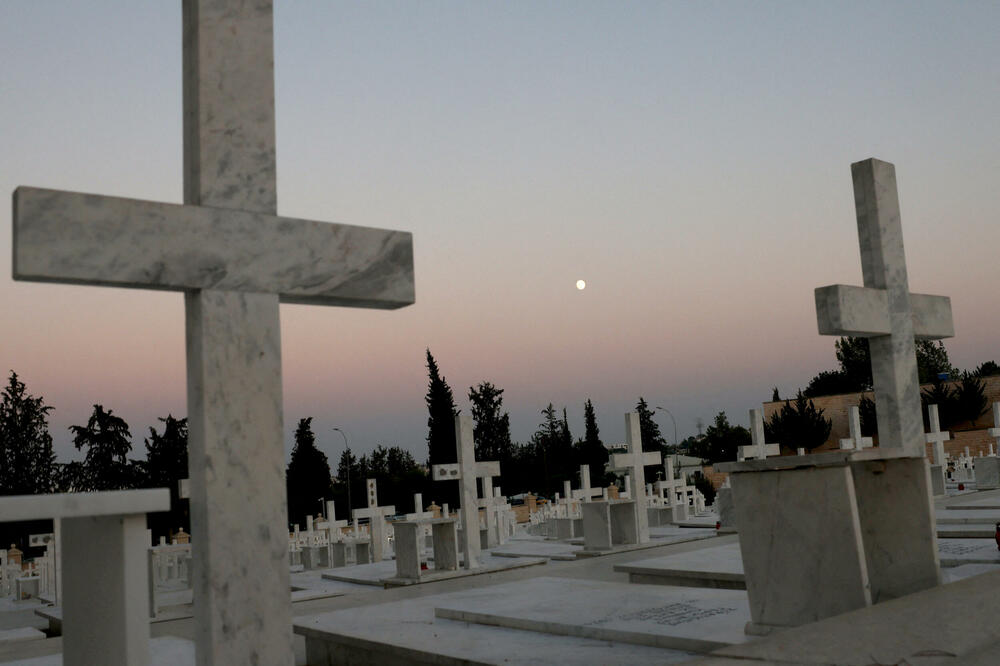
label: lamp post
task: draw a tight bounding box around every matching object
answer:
[318,498,325,520]
[654,406,679,448]
[332,427,351,518]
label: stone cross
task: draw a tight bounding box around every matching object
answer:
[988,402,1000,453]
[840,405,874,451]
[432,414,500,569]
[815,159,953,455]
[739,409,780,461]
[10,4,414,664]
[655,458,685,505]
[351,479,395,562]
[609,413,661,542]
[572,465,605,502]
[924,404,951,466]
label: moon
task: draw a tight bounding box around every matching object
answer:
[576,279,586,290]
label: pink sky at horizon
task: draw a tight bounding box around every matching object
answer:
[2,2,998,464]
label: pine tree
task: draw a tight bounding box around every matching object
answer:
[67,404,142,491]
[575,399,608,489]
[954,373,989,426]
[0,371,57,495]
[286,417,334,527]
[635,397,667,485]
[765,391,832,452]
[144,415,189,540]
[689,412,749,464]
[468,381,513,462]
[425,350,458,466]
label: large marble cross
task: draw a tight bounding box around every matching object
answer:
[10,4,413,664]
[738,409,780,461]
[609,413,661,541]
[840,405,874,451]
[431,414,500,569]
[815,159,953,456]
[924,404,951,466]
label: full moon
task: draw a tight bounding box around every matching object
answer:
[576,279,586,290]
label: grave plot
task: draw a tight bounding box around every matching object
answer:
[321,553,547,587]
[0,636,194,666]
[614,542,745,589]
[294,594,695,666]
[489,540,582,560]
[431,577,753,653]
[937,539,1000,566]
[935,508,1000,524]
[573,526,717,558]
[946,495,1000,510]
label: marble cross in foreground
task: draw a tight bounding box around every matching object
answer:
[11,4,413,664]
[609,413,661,542]
[738,409,780,461]
[431,414,500,569]
[815,159,953,456]
[924,404,951,466]
[840,405,874,452]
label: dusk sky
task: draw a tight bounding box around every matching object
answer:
[2,2,998,466]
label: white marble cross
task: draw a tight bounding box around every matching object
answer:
[924,404,951,466]
[431,414,500,569]
[840,405,875,451]
[988,402,1000,454]
[572,464,605,502]
[815,159,953,455]
[608,413,661,542]
[655,458,685,505]
[351,479,395,562]
[739,409,780,461]
[10,4,414,664]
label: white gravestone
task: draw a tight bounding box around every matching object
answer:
[840,405,874,451]
[431,414,500,569]
[723,158,953,634]
[352,479,395,562]
[10,4,414,664]
[738,409,780,461]
[608,413,662,544]
[975,403,1000,489]
[572,465,605,503]
[925,403,951,495]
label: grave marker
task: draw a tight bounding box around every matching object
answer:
[925,404,950,465]
[351,479,395,562]
[609,413,662,543]
[738,409,780,461]
[840,405,874,451]
[10,3,414,663]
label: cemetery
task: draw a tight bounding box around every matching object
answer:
[2,2,1000,665]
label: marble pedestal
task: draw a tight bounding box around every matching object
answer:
[930,464,946,496]
[719,450,939,634]
[394,519,459,581]
[974,457,1000,490]
[581,500,638,551]
[646,507,672,527]
[715,487,734,528]
[553,518,577,539]
[301,546,329,570]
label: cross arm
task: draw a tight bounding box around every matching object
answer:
[431,464,461,481]
[814,284,953,339]
[13,187,414,309]
[475,461,501,478]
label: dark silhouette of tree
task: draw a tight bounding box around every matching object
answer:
[836,337,873,391]
[0,371,57,495]
[636,397,667,482]
[468,381,513,462]
[425,350,458,466]
[574,399,609,488]
[765,392,832,453]
[916,340,957,383]
[286,417,334,528]
[689,412,749,464]
[771,387,781,402]
[691,470,716,505]
[334,446,358,519]
[859,395,878,437]
[144,415,189,541]
[954,374,989,426]
[973,361,1000,378]
[803,370,858,398]
[65,405,142,491]
[353,445,428,512]
[920,380,957,431]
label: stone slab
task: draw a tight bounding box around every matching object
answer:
[432,577,753,654]
[614,543,745,590]
[974,457,1000,489]
[0,628,45,644]
[941,563,1000,583]
[948,496,1000,510]
[576,528,717,557]
[0,636,195,665]
[936,509,1000,524]
[321,553,547,587]
[0,489,169,521]
[489,541,582,560]
[937,538,1000,566]
[294,593,695,666]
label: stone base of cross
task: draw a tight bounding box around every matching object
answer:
[431,415,501,569]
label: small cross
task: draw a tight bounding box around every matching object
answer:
[431,414,500,569]
[572,464,605,502]
[815,159,953,455]
[840,405,875,451]
[608,413,661,541]
[738,409,780,461]
[351,479,395,562]
[988,402,1000,454]
[655,458,686,505]
[924,404,951,466]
